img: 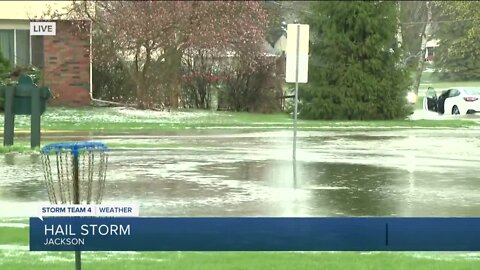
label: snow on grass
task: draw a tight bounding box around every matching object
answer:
[38,256,72,263]
[3,107,479,132]
[0,245,28,251]
[113,107,214,120]
[1,245,479,263]
[10,107,226,126]
[192,126,473,130]
[0,223,29,228]
[357,252,480,261]
[409,252,480,261]
[0,246,167,263]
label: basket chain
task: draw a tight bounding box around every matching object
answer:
[41,148,108,205]
[41,154,57,204]
[65,151,71,203]
[87,151,94,204]
[96,153,107,204]
[56,152,66,204]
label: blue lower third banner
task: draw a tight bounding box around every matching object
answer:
[30,217,480,251]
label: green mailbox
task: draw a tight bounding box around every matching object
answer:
[1,75,52,148]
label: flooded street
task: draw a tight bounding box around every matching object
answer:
[1,129,480,217]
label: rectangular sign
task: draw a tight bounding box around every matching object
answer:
[30,22,56,36]
[286,24,309,83]
[29,217,480,251]
[38,204,140,220]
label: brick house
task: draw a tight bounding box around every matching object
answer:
[0,1,91,106]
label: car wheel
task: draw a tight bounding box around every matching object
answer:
[452,105,460,115]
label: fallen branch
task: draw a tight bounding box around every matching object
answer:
[90,98,137,109]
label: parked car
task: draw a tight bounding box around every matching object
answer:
[423,87,480,115]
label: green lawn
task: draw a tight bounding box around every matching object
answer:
[3,251,480,270]
[0,105,478,153]
[1,225,480,270]
[0,106,478,137]
[423,80,480,90]
[418,72,480,92]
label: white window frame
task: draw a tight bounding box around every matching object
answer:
[13,28,16,64]
[13,28,33,66]
[29,31,32,65]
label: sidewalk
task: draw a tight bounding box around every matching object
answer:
[408,109,480,122]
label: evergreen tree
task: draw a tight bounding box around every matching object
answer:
[300,1,411,120]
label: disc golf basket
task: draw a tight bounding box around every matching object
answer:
[40,141,109,270]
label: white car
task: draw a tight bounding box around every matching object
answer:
[424,87,480,115]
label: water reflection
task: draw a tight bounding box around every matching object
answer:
[293,160,298,189]
[1,129,480,217]
[5,153,14,165]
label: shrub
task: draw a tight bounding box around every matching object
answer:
[92,62,136,104]
[218,55,283,113]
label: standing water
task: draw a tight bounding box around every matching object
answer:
[1,129,480,217]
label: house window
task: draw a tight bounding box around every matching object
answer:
[0,29,44,68]
[16,30,30,66]
[31,36,44,68]
[0,30,14,63]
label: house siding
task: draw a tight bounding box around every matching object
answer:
[43,20,91,106]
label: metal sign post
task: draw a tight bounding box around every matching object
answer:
[293,25,300,163]
[286,24,309,185]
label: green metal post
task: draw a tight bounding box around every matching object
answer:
[31,86,41,148]
[4,86,15,146]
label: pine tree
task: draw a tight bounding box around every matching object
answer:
[300,1,411,120]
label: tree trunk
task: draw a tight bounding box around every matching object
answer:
[164,47,183,109]
[136,81,147,109]
[396,1,403,48]
[169,82,180,109]
[412,1,432,96]
[132,47,148,109]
